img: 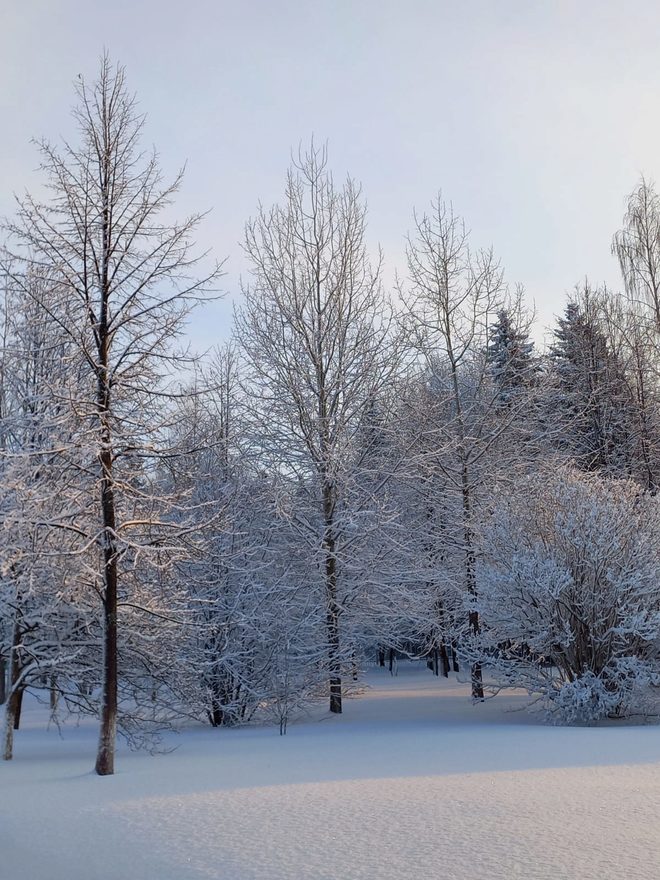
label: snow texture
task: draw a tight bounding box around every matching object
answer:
[3,663,660,879]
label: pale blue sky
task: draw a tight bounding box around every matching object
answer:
[3,0,660,349]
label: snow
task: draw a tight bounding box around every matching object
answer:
[4,663,660,879]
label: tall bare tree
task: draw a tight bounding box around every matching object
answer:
[403,196,507,699]
[611,179,660,489]
[613,177,660,332]
[1,55,220,774]
[235,143,396,713]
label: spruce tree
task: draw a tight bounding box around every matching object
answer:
[486,308,537,401]
[549,296,632,475]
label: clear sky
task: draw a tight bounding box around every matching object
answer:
[3,0,660,349]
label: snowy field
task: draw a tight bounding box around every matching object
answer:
[4,662,660,880]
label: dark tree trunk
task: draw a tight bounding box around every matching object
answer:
[95,524,118,775]
[49,675,58,711]
[427,647,439,676]
[0,655,6,705]
[471,659,484,699]
[388,648,395,675]
[94,201,119,775]
[3,623,23,760]
[206,660,225,727]
[460,459,484,700]
[469,601,484,699]
[3,689,22,760]
[323,497,342,714]
[451,641,460,673]
[208,705,223,727]
[13,687,24,730]
[378,647,385,667]
[448,338,484,700]
[94,411,119,775]
[327,595,342,715]
[439,643,450,678]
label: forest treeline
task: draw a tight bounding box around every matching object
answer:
[3,57,660,774]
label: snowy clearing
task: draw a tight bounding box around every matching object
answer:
[4,662,660,880]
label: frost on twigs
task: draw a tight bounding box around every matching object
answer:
[475,466,660,723]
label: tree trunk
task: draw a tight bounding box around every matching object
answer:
[471,657,484,700]
[327,588,342,714]
[439,643,450,678]
[208,675,224,726]
[208,705,223,727]
[460,458,484,700]
[95,439,119,775]
[94,173,119,776]
[326,587,342,714]
[447,334,483,700]
[13,687,24,730]
[3,689,21,761]
[95,547,118,775]
[0,655,6,705]
[49,675,58,712]
[3,625,23,760]
[323,502,342,714]
[94,337,119,773]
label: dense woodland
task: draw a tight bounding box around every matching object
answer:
[3,58,660,775]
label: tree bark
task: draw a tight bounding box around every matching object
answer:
[439,643,450,678]
[13,688,24,730]
[49,675,58,711]
[324,524,342,714]
[446,315,484,700]
[3,690,20,761]
[3,623,23,760]
[94,171,119,775]
[460,457,484,699]
[94,384,119,776]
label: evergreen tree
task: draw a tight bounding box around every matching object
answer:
[486,308,537,401]
[548,292,633,475]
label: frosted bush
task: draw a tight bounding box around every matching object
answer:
[476,467,660,722]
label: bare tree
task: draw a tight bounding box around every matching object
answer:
[1,55,220,773]
[611,179,660,489]
[613,177,660,331]
[235,143,396,713]
[0,268,95,761]
[403,196,507,699]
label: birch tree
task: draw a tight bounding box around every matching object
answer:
[614,177,660,332]
[611,179,660,488]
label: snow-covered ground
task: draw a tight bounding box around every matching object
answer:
[4,662,660,879]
